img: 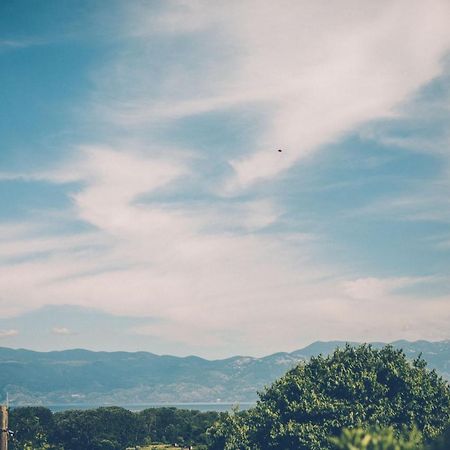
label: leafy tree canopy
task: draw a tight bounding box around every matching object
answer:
[331,427,422,450]
[208,344,450,450]
[9,406,59,450]
[9,405,219,449]
[427,422,450,450]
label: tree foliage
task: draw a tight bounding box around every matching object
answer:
[9,405,219,449]
[9,406,60,450]
[331,427,422,450]
[51,407,144,450]
[138,407,220,446]
[427,422,450,450]
[208,407,252,450]
[208,345,450,450]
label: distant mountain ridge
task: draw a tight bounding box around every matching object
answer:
[1,340,449,406]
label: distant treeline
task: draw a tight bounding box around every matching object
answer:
[9,405,220,449]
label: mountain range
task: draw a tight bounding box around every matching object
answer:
[1,340,449,407]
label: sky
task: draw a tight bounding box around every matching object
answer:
[0,0,450,358]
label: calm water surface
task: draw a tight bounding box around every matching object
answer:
[45,402,255,412]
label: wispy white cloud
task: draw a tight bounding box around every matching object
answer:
[341,276,433,301]
[348,182,450,224]
[51,327,74,335]
[0,329,19,338]
[93,0,450,191]
[1,1,450,356]
[0,232,107,261]
[1,195,448,356]
[0,38,46,50]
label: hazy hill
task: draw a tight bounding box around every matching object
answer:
[1,340,448,406]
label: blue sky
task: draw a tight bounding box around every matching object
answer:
[1,0,450,358]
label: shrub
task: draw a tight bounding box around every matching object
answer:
[331,427,423,450]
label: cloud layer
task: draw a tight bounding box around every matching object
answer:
[100,0,450,191]
[1,0,450,356]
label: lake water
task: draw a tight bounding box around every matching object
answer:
[45,402,255,412]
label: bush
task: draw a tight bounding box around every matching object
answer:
[331,427,423,450]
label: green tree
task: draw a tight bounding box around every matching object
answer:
[139,407,219,446]
[9,406,59,450]
[427,422,450,450]
[52,406,144,450]
[331,427,423,450]
[207,409,251,450]
[208,345,450,450]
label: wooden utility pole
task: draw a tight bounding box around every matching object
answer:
[0,405,8,450]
